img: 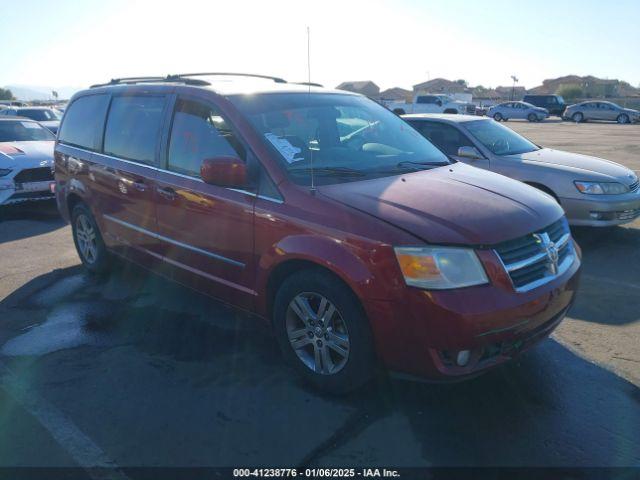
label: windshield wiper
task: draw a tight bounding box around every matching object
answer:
[288,166,365,177]
[396,160,448,169]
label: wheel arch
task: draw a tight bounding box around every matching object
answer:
[524,181,560,203]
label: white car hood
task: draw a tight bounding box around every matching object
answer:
[509,148,636,183]
[0,141,55,169]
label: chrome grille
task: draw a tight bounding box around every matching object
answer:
[629,180,639,193]
[494,218,575,292]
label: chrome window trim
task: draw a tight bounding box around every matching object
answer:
[59,144,284,204]
[103,214,245,268]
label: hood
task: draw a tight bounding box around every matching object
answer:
[0,141,54,169]
[317,162,563,245]
[623,108,639,115]
[512,148,636,183]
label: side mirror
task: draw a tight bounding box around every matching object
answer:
[200,156,247,188]
[457,146,483,160]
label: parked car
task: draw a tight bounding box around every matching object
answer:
[404,114,640,226]
[563,101,640,124]
[386,94,475,115]
[0,106,62,134]
[522,94,566,117]
[487,101,548,122]
[55,74,581,392]
[0,117,56,206]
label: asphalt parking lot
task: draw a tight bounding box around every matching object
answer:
[0,121,639,473]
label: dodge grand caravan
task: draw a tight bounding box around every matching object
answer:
[54,73,581,392]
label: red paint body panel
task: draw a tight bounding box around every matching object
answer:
[54,82,581,381]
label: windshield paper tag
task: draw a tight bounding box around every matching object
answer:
[21,122,40,129]
[264,133,302,163]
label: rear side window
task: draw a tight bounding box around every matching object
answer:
[104,95,166,164]
[167,98,245,177]
[58,94,110,150]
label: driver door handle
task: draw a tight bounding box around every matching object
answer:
[157,186,177,200]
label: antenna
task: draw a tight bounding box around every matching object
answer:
[307,26,316,194]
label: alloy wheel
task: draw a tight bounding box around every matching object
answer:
[75,214,98,264]
[285,292,350,375]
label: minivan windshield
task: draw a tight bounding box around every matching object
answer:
[230,93,450,185]
[464,119,540,156]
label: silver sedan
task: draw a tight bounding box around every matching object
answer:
[487,101,548,122]
[403,114,640,227]
[563,101,640,124]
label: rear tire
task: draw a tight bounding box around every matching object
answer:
[71,203,110,274]
[393,108,406,115]
[273,268,376,394]
[572,112,584,123]
[617,114,629,124]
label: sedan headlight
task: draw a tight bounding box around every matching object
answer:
[0,168,12,177]
[394,246,489,290]
[574,181,628,195]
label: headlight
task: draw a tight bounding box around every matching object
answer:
[394,246,489,290]
[574,181,628,195]
[0,168,12,177]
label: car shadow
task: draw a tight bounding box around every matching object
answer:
[1,264,639,467]
[568,225,640,325]
[0,200,65,244]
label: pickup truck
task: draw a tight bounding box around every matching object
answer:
[385,94,475,115]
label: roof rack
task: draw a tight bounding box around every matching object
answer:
[90,72,288,89]
[167,72,287,83]
[90,75,210,88]
[292,81,324,87]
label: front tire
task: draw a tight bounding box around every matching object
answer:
[71,203,110,273]
[527,113,537,122]
[572,112,584,123]
[493,112,503,121]
[273,269,376,394]
[617,114,630,124]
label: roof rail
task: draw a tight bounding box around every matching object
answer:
[89,72,288,89]
[167,72,287,84]
[292,81,324,87]
[90,75,210,89]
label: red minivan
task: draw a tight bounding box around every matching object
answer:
[54,74,581,392]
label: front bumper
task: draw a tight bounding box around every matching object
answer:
[364,248,581,380]
[0,180,55,206]
[560,192,640,226]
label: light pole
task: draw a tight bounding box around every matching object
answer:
[510,75,519,101]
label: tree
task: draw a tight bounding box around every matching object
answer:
[455,79,468,87]
[556,84,583,100]
[0,88,14,101]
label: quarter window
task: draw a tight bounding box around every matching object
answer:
[58,94,110,150]
[103,95,166,164]
[167,98,245,177]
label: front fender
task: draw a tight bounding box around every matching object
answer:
[255,234,400,317]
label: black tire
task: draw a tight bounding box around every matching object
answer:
[273,268,376,394]
[393,108,406,115]
[443,109,458,114]
[617,114,629,124]
[572,112,584,123]
[493,113,503,121]
[527,113,537,122]
[71,203,110,274]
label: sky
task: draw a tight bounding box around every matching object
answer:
[1,0,639,94]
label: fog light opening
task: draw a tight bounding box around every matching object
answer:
[456,350,471,367]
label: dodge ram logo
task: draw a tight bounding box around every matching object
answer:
[534,232,559,275]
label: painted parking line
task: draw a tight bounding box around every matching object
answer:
[0,360,129,480]
[582,274,640,291]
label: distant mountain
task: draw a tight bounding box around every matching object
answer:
[3,84,82,101]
